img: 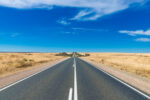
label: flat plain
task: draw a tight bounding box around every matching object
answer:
[82,53,150,79]
[0,53,64,77]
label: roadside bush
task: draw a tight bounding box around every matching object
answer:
[29,59,34,62]
[16,59,32,68]
[85,53,90,56]
[23,58,28,62]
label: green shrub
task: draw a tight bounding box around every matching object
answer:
[29,59,34,62]
[23,58,28,62]
[85,53,90,56]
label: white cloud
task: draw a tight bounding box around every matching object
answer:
[57,20,70,25]
[135,38,150,42]
[119,29,150,36]
[0,0,144,20]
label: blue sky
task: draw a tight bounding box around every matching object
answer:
[0,0,150,52]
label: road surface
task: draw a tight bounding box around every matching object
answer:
[0,57,150,100]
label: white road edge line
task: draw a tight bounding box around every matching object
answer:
[80,58,150,99]
[74,57,78,100]
[68,88,73,100]
[0,58,69,92]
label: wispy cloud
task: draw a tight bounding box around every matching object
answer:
[135,38,150,42]
[57,19,70,25]
[70,10,100,21]
[72,27,106,32]
[119,29,150,36]
[0,0,145,21]
[61,27,105,35]
[61,31,76,35]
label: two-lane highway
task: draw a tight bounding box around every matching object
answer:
[0,57,150,100]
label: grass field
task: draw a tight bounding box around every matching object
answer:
[82,53,150,78]
[0,53,65,77]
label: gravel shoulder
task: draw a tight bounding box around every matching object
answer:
[81,58,150,95]
[0,58,69,89]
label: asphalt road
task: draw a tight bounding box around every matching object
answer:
[0,57,150,100]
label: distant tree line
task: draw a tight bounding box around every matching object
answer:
[55,52,90,57]
[55,52,73,57]
[74,52,90,57]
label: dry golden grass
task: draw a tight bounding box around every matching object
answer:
[0,53,65,77]
[82,53,150,78]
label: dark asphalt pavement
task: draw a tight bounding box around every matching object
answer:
[0,57,149,100]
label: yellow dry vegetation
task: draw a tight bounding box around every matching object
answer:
[82,53,150,78]
[0,53,64,76]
